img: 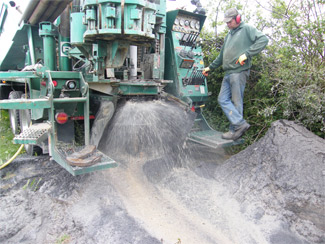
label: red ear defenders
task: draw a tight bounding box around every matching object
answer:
[235,14,241,24]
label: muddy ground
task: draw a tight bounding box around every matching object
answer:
[0,114,324,243]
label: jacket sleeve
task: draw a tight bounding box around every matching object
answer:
[208,35,228,70]
[244,25,269,59]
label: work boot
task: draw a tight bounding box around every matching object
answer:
[232,122,250,141]
[222,131,235,140]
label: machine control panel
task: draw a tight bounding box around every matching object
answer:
[165,9,208,101]
[172,14,200,33]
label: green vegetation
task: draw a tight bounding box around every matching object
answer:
[55,234,71,244]
[201,0,324,150]
[0,110,22,164]
[22,177,43,191]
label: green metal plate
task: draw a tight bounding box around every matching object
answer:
[0,71,38,80]
[13,123,51,145]
[53,147,117,176]
[118,81,161,95]
[0,98,51,110]
[189,130,243,148]
[49,71,81,79]
[0,25,42,71]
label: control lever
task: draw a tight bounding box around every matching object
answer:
[180,32,200,47]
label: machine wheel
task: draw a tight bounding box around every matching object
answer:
[8,91,23,134]
[19,105,43,156]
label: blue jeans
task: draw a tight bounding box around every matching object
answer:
[218,70,250,131]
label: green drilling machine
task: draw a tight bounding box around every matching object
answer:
[0,0,235,175]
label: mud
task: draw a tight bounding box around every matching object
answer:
[0,107,324,243]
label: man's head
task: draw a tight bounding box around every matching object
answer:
[223,8,241,29]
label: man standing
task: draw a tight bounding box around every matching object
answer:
[202,8,268,140]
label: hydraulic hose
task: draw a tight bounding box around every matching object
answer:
[0,144,24,170]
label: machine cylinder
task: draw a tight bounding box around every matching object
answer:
[42,34,56,70]
[59,6,72,71]
[130,45,137,79]
[59,36,71,71]
[70,12,86,45]
[39,22,57,71]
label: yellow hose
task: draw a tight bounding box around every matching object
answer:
[0,144,24,170]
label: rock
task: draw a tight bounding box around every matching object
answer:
[214,120,325,243]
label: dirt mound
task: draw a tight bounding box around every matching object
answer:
[0,120,324,244]
[213,120,325,243]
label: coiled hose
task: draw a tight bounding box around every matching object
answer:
[0,144,24,170]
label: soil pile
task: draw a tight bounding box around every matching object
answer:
[213,120,325,243]
[0,119,324,244]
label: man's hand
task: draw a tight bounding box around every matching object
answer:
[236,54,247,66]
[202,67,210,76]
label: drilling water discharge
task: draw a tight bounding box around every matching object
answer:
[94,99,273,243]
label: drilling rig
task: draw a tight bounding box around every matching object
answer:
[0,0,237,175]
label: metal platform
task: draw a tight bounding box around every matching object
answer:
[188,109,244,149]
[14,123,51,144]
[53,145,117,176]
[189,130,243,148]
[65,151,117,176]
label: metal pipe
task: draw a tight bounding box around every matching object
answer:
[59,4,70,37]
[28,0,51,25]
[28,0,71,25]
[27,25,36,65]
[19,0,40,25]
[130,45,137,79]
[38,0,62,22]
[39,22,57,70]
[48,0,72,23]
[53,97,87,103]
[59,36,72,71]
[159,33,165,79]
[43,35,56,70]
[59,5,71,71]
[72,0,80,12]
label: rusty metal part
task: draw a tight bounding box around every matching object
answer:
[66,145,102,167]
[66,154,102,167]
[67,145,96,160]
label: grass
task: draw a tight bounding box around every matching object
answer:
[22,177,43,191]
[55,234,71,244]
[0,110,23,164]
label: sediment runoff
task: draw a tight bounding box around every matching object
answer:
[0,98,323,244]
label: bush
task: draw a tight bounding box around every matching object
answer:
[200,0,324,147]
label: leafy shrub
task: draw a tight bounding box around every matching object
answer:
[200,0,324,147]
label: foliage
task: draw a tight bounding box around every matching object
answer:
[55,234,71,244]
[74,120,85,146]
[201,0,324,147]
[261,0,325,137]
[22,177,43,191]
[0,110,22,164]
